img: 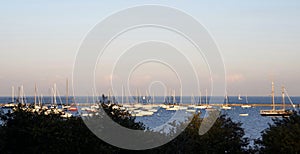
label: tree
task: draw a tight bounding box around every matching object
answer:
[136,113,249,154]
[0,105,249,153]
[256,112,300,153]
[0,104,144,153]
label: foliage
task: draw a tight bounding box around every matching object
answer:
[0,105,250,153]
[0,104,144,154]
[256,112,300,154]
[126,113,249,154]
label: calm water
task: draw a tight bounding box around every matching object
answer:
[1,96,299,143]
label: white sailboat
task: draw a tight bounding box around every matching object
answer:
[241,95,251,108]
[166,89,181,111]
[186,93,196,112]
[238,94,243,101]
[202,89,213,109]
[221,93,232,110]
[3,86,16,108]
[63,78,71,109]
[32,84,41,112]
[195,90,209,109]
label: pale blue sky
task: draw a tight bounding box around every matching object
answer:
[0,0,300,96]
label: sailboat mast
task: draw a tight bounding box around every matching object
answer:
[39,94,42,107]
[173,89,176,104]
[227,94,229,105]
[191,93,194,105]
[11,86,14,103]
[108,89,113,104]
[282,86,285,110]
[152,92,155,104]
[92,88,95,104]
[20,85,24,104]
[146,90,149,104]
[66,78,69,106]
[34,84,37,107]
[272,81,275,111]
[121,85,124,105]
[199,91,201,105]
[135,89,138,104]
[205,89,208,105]
[52,83,57,105]
[86,94,89,104]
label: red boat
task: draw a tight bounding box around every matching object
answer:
[68,106,78,111]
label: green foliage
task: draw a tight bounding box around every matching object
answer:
[0,106,249,153]
[138,113,249,154]
[0,104,144,154]
[256,112,300,154]
[101,103,145,130]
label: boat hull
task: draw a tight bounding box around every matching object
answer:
[260,110,293,117]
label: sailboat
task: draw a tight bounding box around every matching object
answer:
[238,94,243,101]
[194,90,207,109]
[241,95,251,108]
[221,93,232,110]
[31,84,41,112]
[62,78,71,110]
[3,86,16,108]
[260,82,293,117]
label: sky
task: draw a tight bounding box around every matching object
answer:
[0,0,300,96]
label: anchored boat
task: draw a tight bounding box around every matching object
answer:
[260,82,294,117]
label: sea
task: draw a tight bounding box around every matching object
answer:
[1,96,299,145]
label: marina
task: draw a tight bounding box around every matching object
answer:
[1,90,299,145]
[0,81,299,144]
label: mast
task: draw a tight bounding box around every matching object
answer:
[20,85,24,104]
[34,84,37,107]
[92,88,95,105]
[169,88,171,104]
[136,88,139,104]
[66,78,69,106]
[173,89,176,104]
[146,90,149,104]
[121,85,124,105]
[152,92,155,104]
[226,93,229,105]
[199,90,201,105]
[37,91,41,107]
[11,86,14,103]
[272,81,275,111]
[53,83,57,105]
[51,88,53,105]
[191,93,194,105]
[39,94,43,107]
[282,86,285,110]
[108,89,112,103]
[205,89,208,105]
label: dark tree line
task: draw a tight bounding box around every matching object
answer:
[255,112,300,154]
[1,104,300,154]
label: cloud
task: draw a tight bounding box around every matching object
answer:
[104,74,119,82]
[227,73,245,83]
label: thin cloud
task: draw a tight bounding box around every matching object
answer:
[227,73,245,83]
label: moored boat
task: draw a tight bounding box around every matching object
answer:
[260,82,294,117]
